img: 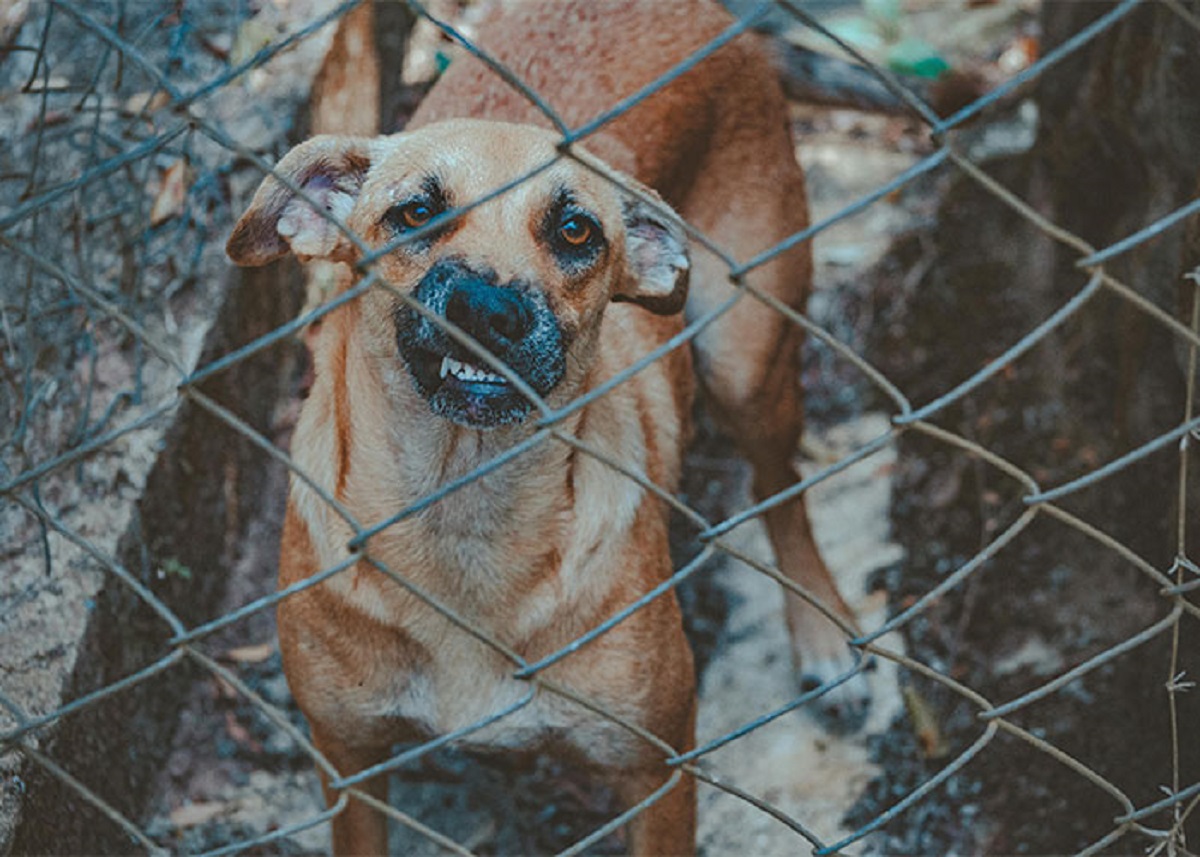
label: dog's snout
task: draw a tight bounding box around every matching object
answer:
[445,280,533,348]
[397,258,566,425]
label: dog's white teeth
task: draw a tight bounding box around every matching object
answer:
[439,355,505,384]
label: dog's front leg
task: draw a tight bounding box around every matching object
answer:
[614,699,697,857]
[312,726,391,856]
[620,767,696,857]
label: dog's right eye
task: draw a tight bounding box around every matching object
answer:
[385,199,437,231]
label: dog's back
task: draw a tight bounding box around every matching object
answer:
[412,0,783,202]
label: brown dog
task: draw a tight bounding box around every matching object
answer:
[227,1,867,853]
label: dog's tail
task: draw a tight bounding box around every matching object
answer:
[770,39,986,119]
[300,4,382,345]
[771,40,915,114]
[311,4,380,136]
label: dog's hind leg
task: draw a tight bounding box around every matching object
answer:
[678,106,869,725]
[686,242,870,726]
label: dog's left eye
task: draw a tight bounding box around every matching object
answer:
[553,213,603,256]
[559,215,594,246]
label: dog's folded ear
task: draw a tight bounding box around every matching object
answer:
[614,194,690,316]
[227,135,380,267]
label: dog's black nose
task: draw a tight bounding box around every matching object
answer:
[445,279,533,349]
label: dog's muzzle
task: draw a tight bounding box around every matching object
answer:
[394,259,568,428]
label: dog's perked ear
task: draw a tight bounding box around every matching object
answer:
[613,194,691,316]
[226,135,380,267]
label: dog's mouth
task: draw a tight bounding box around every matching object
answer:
[402,345,533,428]
[436,354,510,387]
[394,263,568,429]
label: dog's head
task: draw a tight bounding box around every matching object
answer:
[227,120,689,428]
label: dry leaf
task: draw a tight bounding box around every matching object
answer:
[230,17,277,67]
[211,674,238,700]
[26,111,69,133]
[224,711,262,752]
[1,0,30,48]
[903,685,948,759]
[222,642,274,664]
[925,462,964,510]
[24,74,70,92]
[150,160,191,227]
[999,35,1039,74]
[169,801,227,829]
[124,90,171,114]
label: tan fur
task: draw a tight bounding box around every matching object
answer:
[228,2,866,853]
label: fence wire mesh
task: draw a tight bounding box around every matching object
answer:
[1,0,1198,854]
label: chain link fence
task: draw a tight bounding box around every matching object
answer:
[2,0,1198,853]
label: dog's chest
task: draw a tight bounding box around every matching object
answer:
[383,638,641,767]
[335,508,641,765]
[367,512,646,765]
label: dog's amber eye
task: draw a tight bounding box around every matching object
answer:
[548,208,603,265]
[397,201,434,229]
[559,215,593,246]
[383,192,453,244]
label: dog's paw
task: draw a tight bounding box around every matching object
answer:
[796,648,872,732]
[789,612,871,732]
